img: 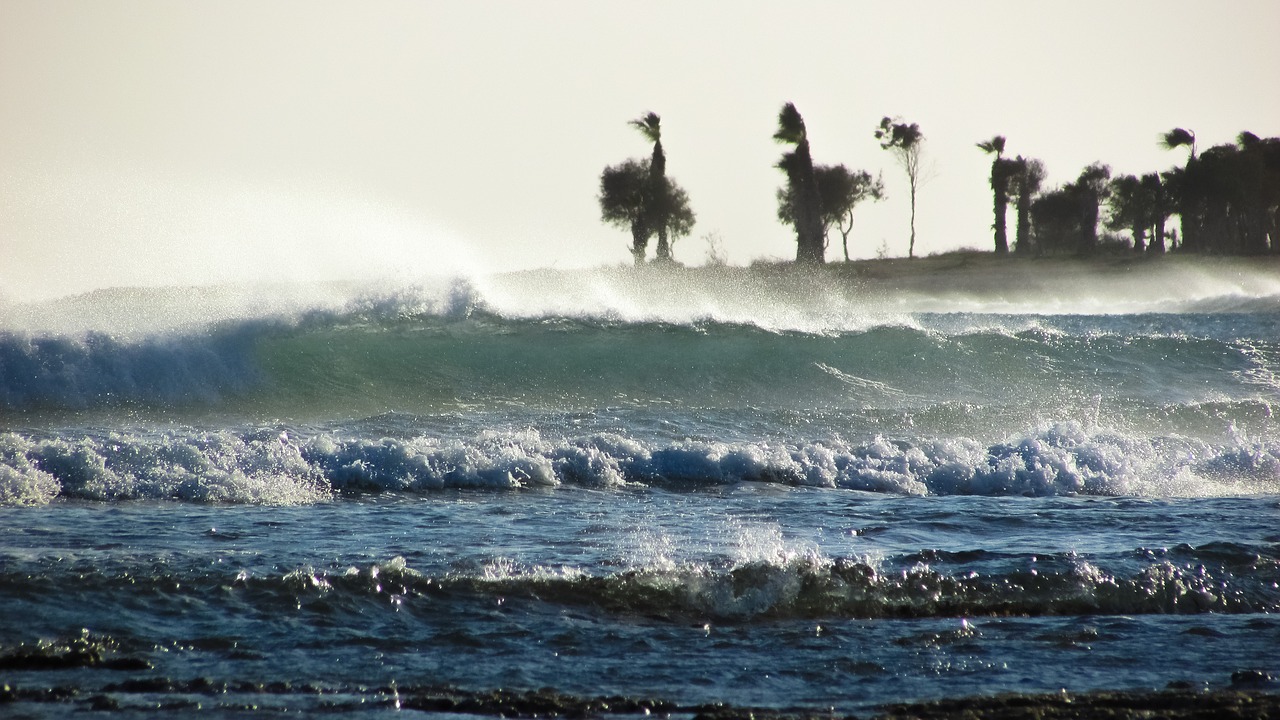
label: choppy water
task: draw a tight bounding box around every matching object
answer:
[2,265,1279,716]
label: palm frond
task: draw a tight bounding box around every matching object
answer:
[773,103,806,144]
[629,112,661,143]
[1159,128,1195,151]
[976,135,1006,156]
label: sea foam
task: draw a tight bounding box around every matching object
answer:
[3,423,1276,506]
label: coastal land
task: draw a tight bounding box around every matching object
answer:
[490,251,1280,318]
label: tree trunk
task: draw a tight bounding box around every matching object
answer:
[649,140,671,262]
[654,228,671,261]
[908,179,917,259]
[993,192,1008,254]
[840,209,854,262]
[1149,214,1166,254]
[630,220,649,266]
[794,139,825,264]
[1015,190,1032,254]
[991,161,1009,254]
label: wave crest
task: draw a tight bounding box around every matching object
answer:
[3,424,1276,506]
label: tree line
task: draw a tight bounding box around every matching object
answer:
[598,104,894,265]
[599,105,1280,265]
[982,129,1280,257]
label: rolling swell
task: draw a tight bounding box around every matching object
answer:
[3,300,1275,419]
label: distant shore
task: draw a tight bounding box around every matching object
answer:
[490,250,1280,315]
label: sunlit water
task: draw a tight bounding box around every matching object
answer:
[2,266,1278,716]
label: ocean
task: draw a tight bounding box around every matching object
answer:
[2,262,1279,717]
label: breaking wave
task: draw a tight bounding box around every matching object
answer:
[2,423,1277,506]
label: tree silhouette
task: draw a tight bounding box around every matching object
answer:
[876,117,925,258]
[1161,127,1199,251]
[1139,173,1170,253]
[1174,135,1280,255]
[1107,173,1154,252]
[599,159,654,265]
[1031,186,1079,254]
[774,103,825,264]
[977,135,1018,254]
[598,158,695,265]
[1011,156,1046,254]
[1072,163,1111,254]
[1160,128,1197,161]
[631,112,674,261]
[778,164,884,262]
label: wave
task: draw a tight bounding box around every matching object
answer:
[3,423,1277,506]
[3,279,1277,417]
[5,547,1278,622]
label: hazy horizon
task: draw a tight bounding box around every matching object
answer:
[3,0,1279,300]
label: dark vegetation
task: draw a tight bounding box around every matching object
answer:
[974,127,1280,258]
[597,113,696,265]
[601,109,1280,265]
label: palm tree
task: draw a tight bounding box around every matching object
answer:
[774,103,824,263]
[1160,128,1197,161]
[1107,174,1151,252]
[1141,172,1168,253]
[1072,163,1112,255]
[1161,127,1199,251]
[1011,156,1046,254]
[876,117,925,258]
[631,112,673,261]
[977,135,1013,254]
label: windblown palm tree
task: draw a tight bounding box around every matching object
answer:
[631,113,673,261]
[1161,128,1198,251]
[1072,163,1112,255]
[774,103,824,263]
[1107,174,1152,252]
[1160,128,1197,161]
[977,135,1013,254]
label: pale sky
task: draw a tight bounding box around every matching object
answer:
[2,0,1278,300]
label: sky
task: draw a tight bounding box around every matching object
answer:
[2,0,1279,300]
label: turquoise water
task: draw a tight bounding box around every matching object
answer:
[2,268,1278,715]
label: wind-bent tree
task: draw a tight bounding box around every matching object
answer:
[1029,163,1111,256]
[876,117,925,258]
[1161,127,1199,251]
[774,103,825,264]
[1161,128,1197,162]
[1107,174,1153,252]
[1031,186,1079,254]
[977,135,1018,254]
[1142,173,1170,253]
[1174,134,1280,255]
[632,112,674,261]
[598,158,695,266]
[778,165,884,262]
[1072,163,1112,254]
[1011,156,1046,254]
